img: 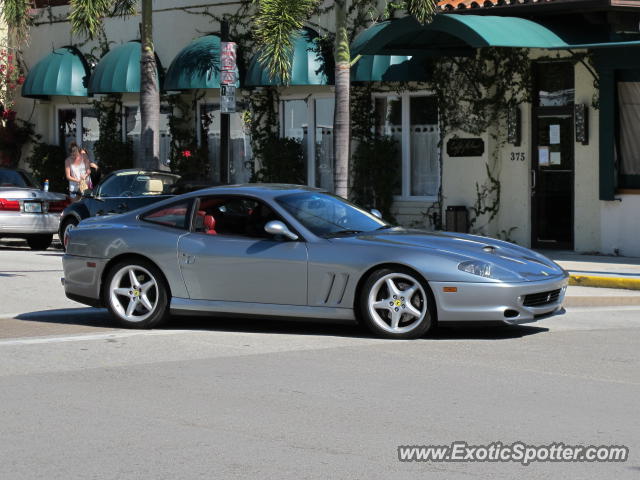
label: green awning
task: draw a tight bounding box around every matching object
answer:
[351,14,640,57]
[351,55,430,82]
[245,28,331,86]
[88,41,162,94]
[22,46,90,99]
[351,14,571,57]
[164,35,238,90]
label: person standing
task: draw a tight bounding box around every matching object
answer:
[65,143,91,199]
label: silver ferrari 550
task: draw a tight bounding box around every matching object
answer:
[62,184,568,339]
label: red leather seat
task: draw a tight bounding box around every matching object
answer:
[204,215,217,235]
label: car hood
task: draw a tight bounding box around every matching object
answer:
[338,228,566,281]
[0,187,67,201]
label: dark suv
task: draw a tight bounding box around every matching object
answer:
[59,169,212,249]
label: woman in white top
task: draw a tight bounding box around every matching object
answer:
[65,144,91,198]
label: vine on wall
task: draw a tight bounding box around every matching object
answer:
[248,87,306,184]
[166,92,211,180]
[91,94,133,174]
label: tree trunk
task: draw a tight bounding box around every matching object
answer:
[139,0,160,170]
[333,1,350,199]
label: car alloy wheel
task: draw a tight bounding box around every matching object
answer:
[361,268,433,339]
[105,261,169,328]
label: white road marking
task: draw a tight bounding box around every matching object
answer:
[0,329,196,346]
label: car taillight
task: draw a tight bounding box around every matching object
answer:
[48,198,71,213]
[0,199,20,211]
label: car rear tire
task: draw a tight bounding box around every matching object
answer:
[104,259,170,329]
[26,234,53,251]
[359,267,434,339]
[59,217,78,251]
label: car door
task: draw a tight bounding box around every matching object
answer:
[177,195,308,305]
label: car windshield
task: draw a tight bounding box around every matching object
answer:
[276,192,389,237]
[98,171,179,198]
[0,169,36,189]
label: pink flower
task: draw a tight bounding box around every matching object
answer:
[17,76,25,85]
[181,150,192,158]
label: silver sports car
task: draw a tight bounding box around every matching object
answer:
[62,185,568,339]
[0,168,70,250]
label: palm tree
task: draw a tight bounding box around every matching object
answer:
[253,0,436,198]
[2,0,160,170]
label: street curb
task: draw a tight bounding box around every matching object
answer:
[569,274,640,291]
[564,296,640,307]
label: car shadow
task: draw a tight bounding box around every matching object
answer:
[13,308,549,340]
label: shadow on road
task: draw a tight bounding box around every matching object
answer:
[13,307,548,340]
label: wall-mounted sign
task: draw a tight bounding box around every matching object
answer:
[446,138,485,157]
[221,84,236,113]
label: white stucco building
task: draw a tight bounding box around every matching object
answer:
[12,0,640,256]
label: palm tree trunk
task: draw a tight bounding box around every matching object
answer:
[333,0,350,199]
[139,0,160,170]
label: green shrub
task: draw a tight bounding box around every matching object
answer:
[26,143,67,193]
[252,136,305,184]
[351,136,399,220]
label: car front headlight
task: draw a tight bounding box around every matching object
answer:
[458,260,519,281]
[458,260,492,277]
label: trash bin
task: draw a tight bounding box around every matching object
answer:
[445,205,469,233]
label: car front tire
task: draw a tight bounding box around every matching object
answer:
[359,267,434,339]
[104,259,170,328]
[59,217,78,251]
[26,234,53,251]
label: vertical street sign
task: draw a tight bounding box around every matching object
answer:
[219,21,234,184]
[220,40,237,114]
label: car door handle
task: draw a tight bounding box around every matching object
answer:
[180,252,196,264]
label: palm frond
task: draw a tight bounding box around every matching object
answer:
[405,0,437,24]
[69,0,135,40]
[1,0,32,45]
[253,0,319,84]
[111,0,138,18]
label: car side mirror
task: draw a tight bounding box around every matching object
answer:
[371,208,383,219]
[264,220,298,241]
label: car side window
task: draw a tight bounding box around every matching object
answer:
[193,196,280,238]
[141,200,192,230]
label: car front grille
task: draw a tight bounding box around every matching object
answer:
[523,289,561,307]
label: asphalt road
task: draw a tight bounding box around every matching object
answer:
[1,242,639,479]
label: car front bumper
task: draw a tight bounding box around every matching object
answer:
[431,274,569,324]
[0,212,61,235]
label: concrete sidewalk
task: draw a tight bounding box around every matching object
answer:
[544,251,640,291]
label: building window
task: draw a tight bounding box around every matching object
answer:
[534,62,575,107]
[124,105,172,167]
[281,99,309,181]
[410,97,439,197]
[314,98,335,191]
[374,96,403,195]
[56,107,99,162]
[617,79,640,188]
[280,96,336,189]
[58,109,76,155]
[199,103,253,184]
[374,93,439,199]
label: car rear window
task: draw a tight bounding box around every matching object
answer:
[0,169,34,188]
